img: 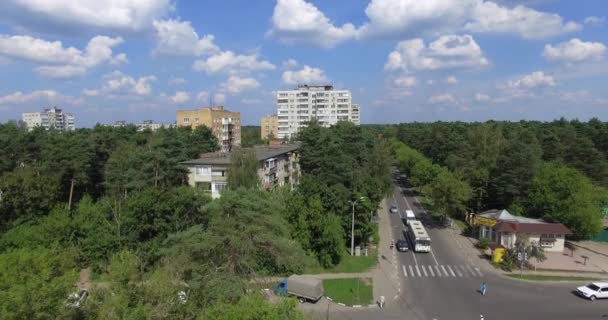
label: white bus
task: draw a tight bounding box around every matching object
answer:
[408,220,431,253]
[405,210,416,225]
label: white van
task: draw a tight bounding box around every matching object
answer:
[405,210,416,225]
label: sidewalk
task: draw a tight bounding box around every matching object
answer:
[372,198,401,305]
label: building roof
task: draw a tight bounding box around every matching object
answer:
[477,209,543,224]
[181,143,300,166]
[494,221,572,235]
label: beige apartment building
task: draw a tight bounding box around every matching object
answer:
[176,106,241,152]
[260,114,278,140]
[182,144,301,199]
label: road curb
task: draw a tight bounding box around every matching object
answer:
[323,296,379,309]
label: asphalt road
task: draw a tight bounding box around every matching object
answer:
[384,176,608,320]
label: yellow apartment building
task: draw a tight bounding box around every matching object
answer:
[176,106,241,152]
[260,114,278,140]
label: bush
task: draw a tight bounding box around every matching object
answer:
[477,238,490,250]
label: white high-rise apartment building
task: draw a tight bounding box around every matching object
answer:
[22,107,75,131]
[276,85,361,139]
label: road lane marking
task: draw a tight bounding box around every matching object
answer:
[415,265,421,277]
[446,265,456,277]
[409,265,415,277]
[466,265,476,276]
[454,266,463,277]
[403,265,407,277]
[429,248,439,266]
[410,248,418,266]
[428,265,435,277]
[474,267,483,277]
[434,265,442,277]
[421,265,428,277]
[458,265,467,277]
[441,265,449,276]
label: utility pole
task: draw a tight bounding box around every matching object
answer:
[351,201,355,256]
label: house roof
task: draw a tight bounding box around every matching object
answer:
[494,221,572,235]
[181,143,300,166]
[477,209,543,224]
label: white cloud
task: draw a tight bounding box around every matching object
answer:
[465,1,581,39]
[543,38,606,62]
[0,34,125,78]
[153,19,219,56]
[282,65,328,85]
[359,0,478,38]
[220,76,260,94]
[213,93,226,104]
[385,35,488,72]
[428,93,456,104]
[501,71,556,97]
[1,0,172,32]
[268,0,357,48]
[474,93,491,102]
[446,75,458,84]
[0,89,80,106]
[193,50,275,74]
[393,76,417,88]
[168,76,186,86]
[283,58,299,69]
[584,16,605,27]
[196,91,210,102]
[169,91,190,105]
[84,71,156,97]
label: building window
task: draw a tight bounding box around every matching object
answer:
[183,118,190,123]
[215,183,227,193]
[195,182,212,192]
[195,166,210,175]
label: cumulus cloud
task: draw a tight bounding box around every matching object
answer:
[446,76,459,84]
[474,93,491,102]
[169,91,190,105]
[428,93,456,104]
[213,93,226,104]
[393,76,417,88]
[464,1,581,39]
[168,76,186,86]
[153,19,219,56]
[282,65,328,85]
[501,71,556,97]
[283,58,299,69]
[0,89,79,106]
[543,38,606,62]
[83,71,156,97]
[220,76,260,94]
[584,16,605,27]
[0,0,172,32]
[0,34,125,78]
[267,0,357,48]
[269,0,581,47]
[384,35,489,72]
[193,51,275,74]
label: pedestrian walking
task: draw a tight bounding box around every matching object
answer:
[379,295,385,308]
[481,282,488,296]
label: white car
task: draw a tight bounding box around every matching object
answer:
[576,282,608,301]
[390,205,398,214]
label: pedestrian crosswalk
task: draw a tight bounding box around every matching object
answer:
[402,264,483,278]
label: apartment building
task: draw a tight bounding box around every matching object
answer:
[182,144,300,199]
[275,85,361,139]
[21,107,75,131]
[176,106,241,152]
[260,114,278,140]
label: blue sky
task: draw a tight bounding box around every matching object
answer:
[0,0,607,126]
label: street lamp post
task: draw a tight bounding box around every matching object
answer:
[350,196,366,256]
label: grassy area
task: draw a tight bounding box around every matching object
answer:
[507,274,603,282]
[452,218,468,231]
[305,249,378,274]
[323,278,373,305]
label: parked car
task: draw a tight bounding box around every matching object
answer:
[396,239,409,252]
[577,282,608,301]
[390,204,398,214]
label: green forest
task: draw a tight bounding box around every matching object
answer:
[385,119,608,240]
[0,121,390,319]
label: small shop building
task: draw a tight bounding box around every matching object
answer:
[469,209,571,252]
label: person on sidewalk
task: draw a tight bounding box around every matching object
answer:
[480,282,488,296]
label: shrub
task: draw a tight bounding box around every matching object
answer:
[477,238,490,250]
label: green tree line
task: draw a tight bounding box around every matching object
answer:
[387,120,608,239]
